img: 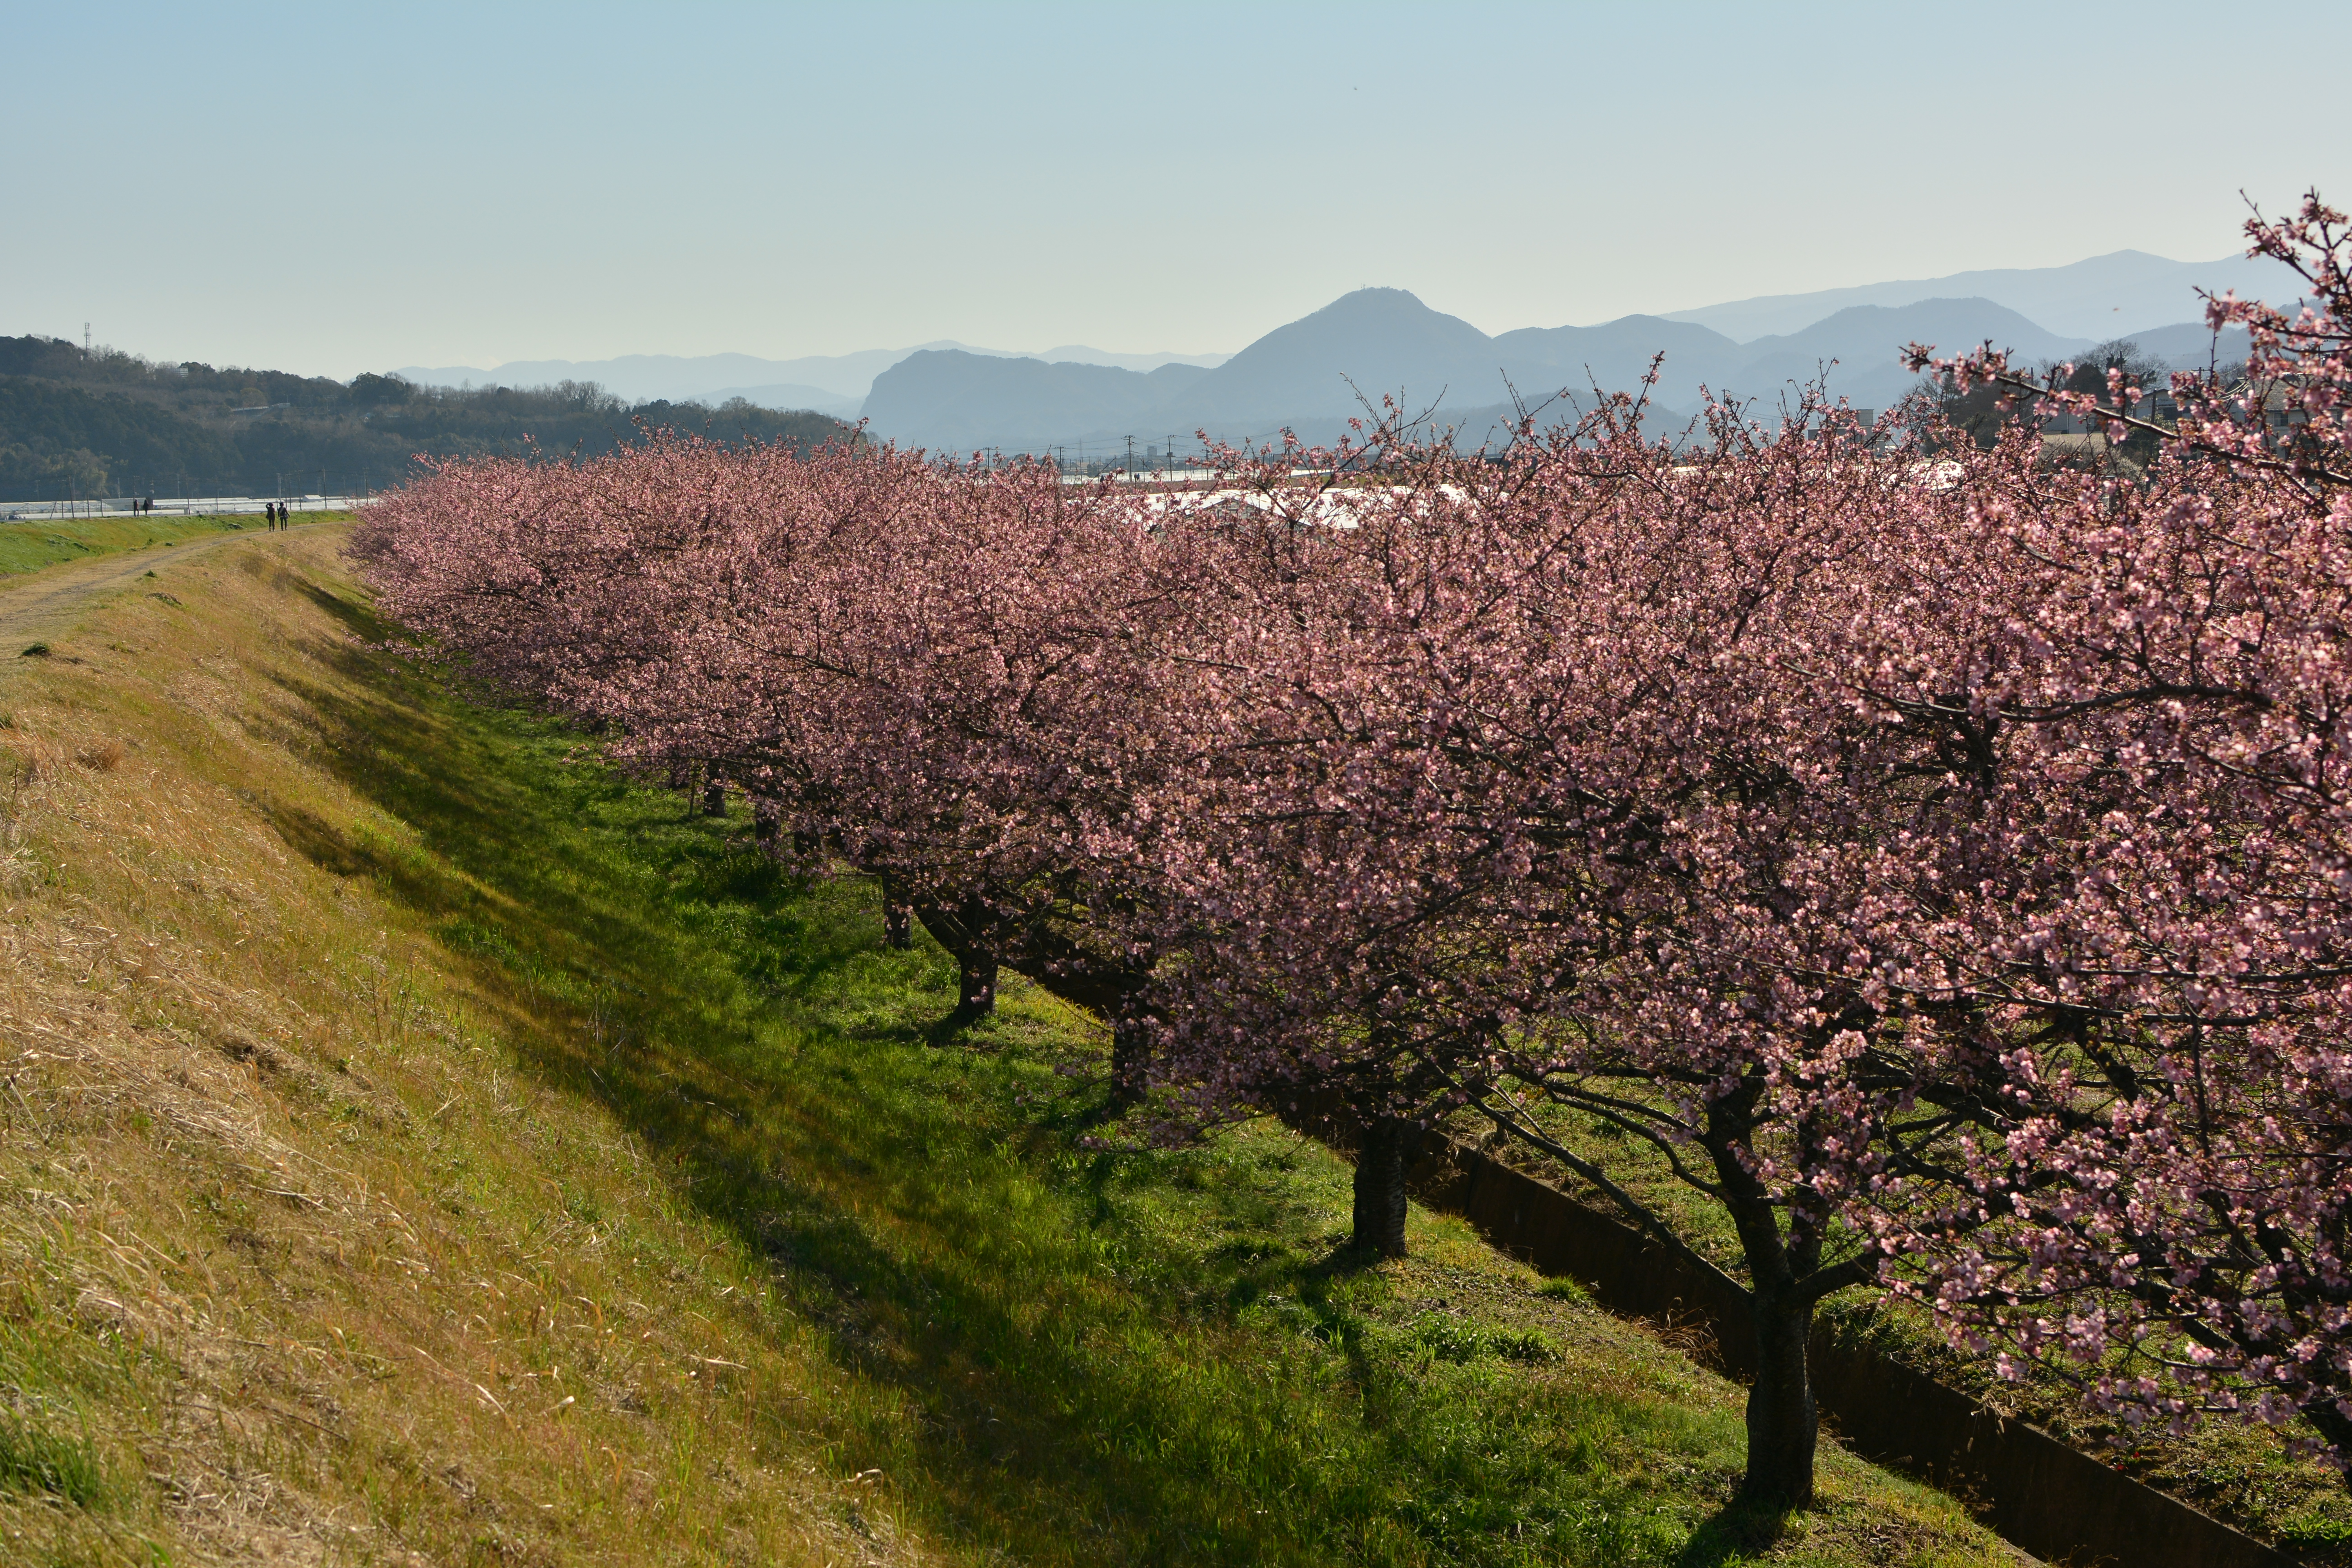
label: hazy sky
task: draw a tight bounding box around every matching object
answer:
[9,1,2347,378]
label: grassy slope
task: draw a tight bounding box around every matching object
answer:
[0,529,2015,1567]
[0,514,337,581]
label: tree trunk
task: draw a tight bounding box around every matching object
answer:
[914,900,997,1026]
[1739,1287,1819,1510]
[2298,1392,2352,1486]
[702,775,726,816]
[751,799,780,841]
[955,949,997,1021]
[1109,1015,1149,1105]
[1351,1116,1417,1257]
[878,875,913,950]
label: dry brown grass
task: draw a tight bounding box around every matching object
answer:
[72,737,126,772]
[0,532,944,1566]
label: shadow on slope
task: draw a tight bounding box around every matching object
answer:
[240,555,2008,1568]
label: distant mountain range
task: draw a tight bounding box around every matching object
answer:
[1662,249,2286,342]
[393,343,1229,417]
[862,289,2252,456]
[397,247,2292,456]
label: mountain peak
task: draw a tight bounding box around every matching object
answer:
[1300,287,1445,325]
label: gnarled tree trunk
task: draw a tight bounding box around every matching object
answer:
[2296,1393,2352,1489]
[1351,1116,1418,1256]
[1109,1014,1150,1106]
[915,899,998,1025]
[878,874,914,951]
[1739,1286,1818,1509]
[1708,1085,1827,1512]
[954,948,997,1021]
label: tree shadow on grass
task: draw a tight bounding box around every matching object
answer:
[259,637,1390,1562]
[1673,1500,1791,1567]
[240,573,1759,1566]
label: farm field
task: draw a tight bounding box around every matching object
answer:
[0,526,2016,1565]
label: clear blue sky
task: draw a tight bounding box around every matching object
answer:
[7,1,2346,378]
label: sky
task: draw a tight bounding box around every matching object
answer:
[7,0,2348,379]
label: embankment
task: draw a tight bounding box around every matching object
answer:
[0,526,2016,1566]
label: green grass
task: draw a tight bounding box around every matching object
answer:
[0,1316,154,1564]
[0,1415,111,1509]
[0,510,326,578]
[270,583,2000,1564]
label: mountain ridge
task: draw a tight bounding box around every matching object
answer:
[859,289,2218,455]
[406,248,2281,450]
[393,342,1230,407]
[1661,248,2294,341]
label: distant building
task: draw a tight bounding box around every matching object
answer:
[2238,378,2307,435]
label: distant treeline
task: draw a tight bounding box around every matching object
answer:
[0,335,855,500]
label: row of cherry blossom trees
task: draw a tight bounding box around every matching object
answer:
[352,193,2352,1509]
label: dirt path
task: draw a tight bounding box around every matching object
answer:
[0,522,341,650]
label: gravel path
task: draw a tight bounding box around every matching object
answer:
[0,523,338,651]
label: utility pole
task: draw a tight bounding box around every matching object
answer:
[1125,435,1135,477]
[83,322,91,359]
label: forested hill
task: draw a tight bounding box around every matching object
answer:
[0,334,854,501]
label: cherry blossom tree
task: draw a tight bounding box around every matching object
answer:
[357,403,2044,1508]
[1121,398,2060,1508]
[1857,193,2352,1477]
[351,197,2352,1504]
[358,435,1193,1064]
